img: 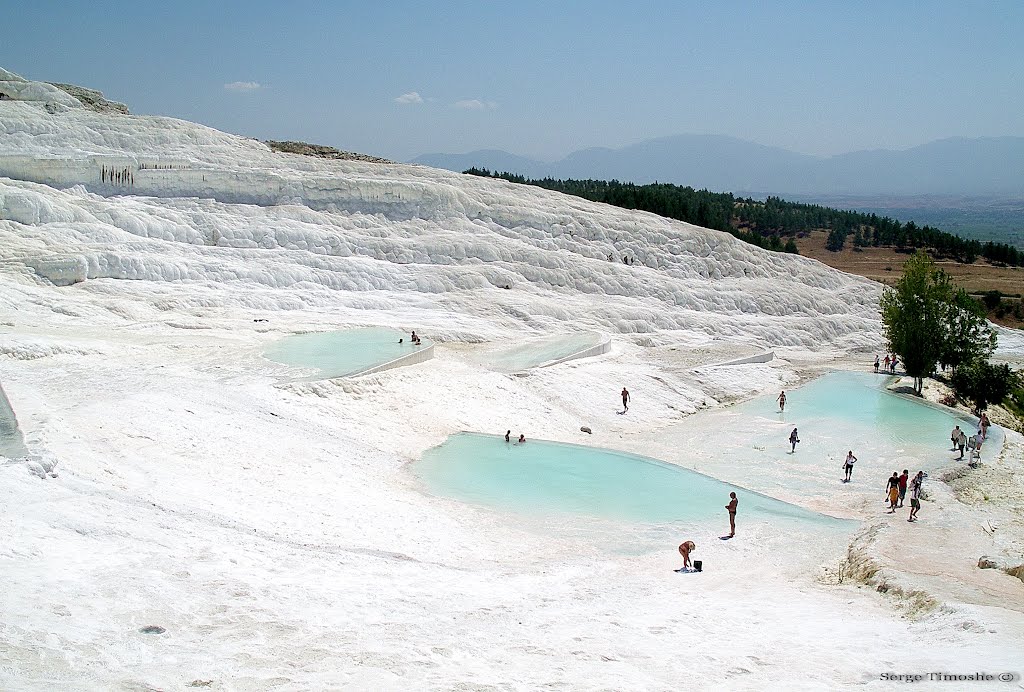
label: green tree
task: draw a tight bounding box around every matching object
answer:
[825,228,846,252]
[951,360,1018,413]
[881,252,959,395]
[982,290,1002,310]
[939,289,996,375]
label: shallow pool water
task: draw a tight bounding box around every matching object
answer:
[743,371,992,445]
[635,370,995,510]
[264,327,430,379]
[415,432,847,528]
[721,370,998,466]
[413,371,989,551]
[482,332,604,372]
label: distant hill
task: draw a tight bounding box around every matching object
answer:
[410,149,549,179]
[785,194,1024,249]
[412,135,1024,197]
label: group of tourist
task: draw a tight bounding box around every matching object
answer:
[101,164,133,187]
[874,354,900,374]
[883,469,926,520]
[950,413,991,461]
[399,330,423,346]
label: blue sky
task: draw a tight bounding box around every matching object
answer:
[3,1,1022,161]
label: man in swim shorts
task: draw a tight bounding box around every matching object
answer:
[678,540,696,570]
[898,469,909,507]
[621,387,630,412]
[726,492,738,537]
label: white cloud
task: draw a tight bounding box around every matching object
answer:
[224,81,262,92]
[455,99,497,111]
[395,91,424,104]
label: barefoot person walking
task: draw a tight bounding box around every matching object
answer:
[725,492,738,537]
[843,450,857,482]
[908,471,926,521]
[621,387,630,412]
[789,427,800,453]
[777,390,787,412]
[885,472,900,513]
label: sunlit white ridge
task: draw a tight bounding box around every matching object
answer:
[1,68,880,348]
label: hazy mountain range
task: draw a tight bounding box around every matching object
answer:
[411,135,1024,198]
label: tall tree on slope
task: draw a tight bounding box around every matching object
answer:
[940,288,997,375]
[880,251,994,395]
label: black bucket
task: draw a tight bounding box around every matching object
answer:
[694,560,703,572]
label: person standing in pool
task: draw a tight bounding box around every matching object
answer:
[885,472,900,513]
[517,434,526,444]
[678,540,696,570]
[621,387,630,412]
[843,450,857,482]
[898,469,909,507]
[874,355,880,373]
[505,430,511,443]
[725,492,738,537]
[777,390,787,412]
[789,427,800,453]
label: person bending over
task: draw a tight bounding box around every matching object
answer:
[678,540,696,570]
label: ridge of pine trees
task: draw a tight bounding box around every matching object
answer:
[464,168,1022,267]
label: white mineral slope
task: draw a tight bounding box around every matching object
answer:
[1,69,1022,690]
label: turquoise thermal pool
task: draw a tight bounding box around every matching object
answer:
[719,370,999,466]
[413,371,987,549]
[264,327,430,379]
[414,432,845,527]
